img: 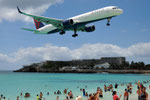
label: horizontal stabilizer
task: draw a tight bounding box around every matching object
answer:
[21,28,38,33]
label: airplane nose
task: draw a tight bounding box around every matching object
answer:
[120,9,123,14]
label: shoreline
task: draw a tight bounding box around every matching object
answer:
[14,69,150,74]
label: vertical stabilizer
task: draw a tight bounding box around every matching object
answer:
[33,19,44,29]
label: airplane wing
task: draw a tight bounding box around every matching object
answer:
[17,7,63,27]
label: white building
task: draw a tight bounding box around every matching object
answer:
[94,62,110,69]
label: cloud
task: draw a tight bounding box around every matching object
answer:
[127,43,150,57]
[0,0,64,22]
[0,43,150,70]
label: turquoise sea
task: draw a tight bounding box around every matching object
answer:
[0,71,150,100]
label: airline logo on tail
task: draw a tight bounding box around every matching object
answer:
[33,19,44,29]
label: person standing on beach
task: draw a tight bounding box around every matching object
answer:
[112,91,122,100]
[99,89,103,98]
[137,87,142,100]
[124,89,129,100]
[140,87,148,100]
[104,85,107,92]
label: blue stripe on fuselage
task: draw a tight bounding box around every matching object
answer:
[47,16,117,34]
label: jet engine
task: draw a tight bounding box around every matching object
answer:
[62,19,74,27]
[84,25,95,32]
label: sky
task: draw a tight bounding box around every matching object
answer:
[0,0,150,70]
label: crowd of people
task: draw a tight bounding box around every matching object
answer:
[0,80,150,100]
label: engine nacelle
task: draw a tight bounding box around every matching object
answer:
[84,25,95,32]
[62,19,74,27]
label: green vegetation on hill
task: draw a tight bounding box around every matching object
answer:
[109,61,150,70]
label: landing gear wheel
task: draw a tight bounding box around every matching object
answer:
[59,31,65,35]
[107,23,110,26]
[72,34,78,37]
[72,28,78,37]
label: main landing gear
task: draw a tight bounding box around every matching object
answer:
[60,29,78,37]
[72,29,78,37]
[106,18,111,26]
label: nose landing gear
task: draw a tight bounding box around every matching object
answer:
[106,18,111,26]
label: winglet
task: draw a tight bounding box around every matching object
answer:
[17,6,22,13]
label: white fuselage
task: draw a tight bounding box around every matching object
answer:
[71,6,123,23]
[37,6,123,34]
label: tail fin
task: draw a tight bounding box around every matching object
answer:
[33,19,44,29]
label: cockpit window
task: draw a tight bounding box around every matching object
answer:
[112,7,119,9]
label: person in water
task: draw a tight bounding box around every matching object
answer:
[104,85,107,92]
[88,92,99,100]
[16,96,19,100]
[112,91,122,100]
[64,89,67,94]
[40,92,43,98]
[83,89,86,96]
[64,96,69,100]
[56,96,59,100]
[20,92,23,96]
[47,92,49,95]
[0,95,3,100]
[68,91,73,99]
[36,95,39,100]
[3,97,6,100]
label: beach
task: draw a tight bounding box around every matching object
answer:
[0,71,150,100]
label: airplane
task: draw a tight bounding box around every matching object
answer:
[17,6,123,37]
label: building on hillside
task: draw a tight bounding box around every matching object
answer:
[100,57,126,65]
[94,62,110,69]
